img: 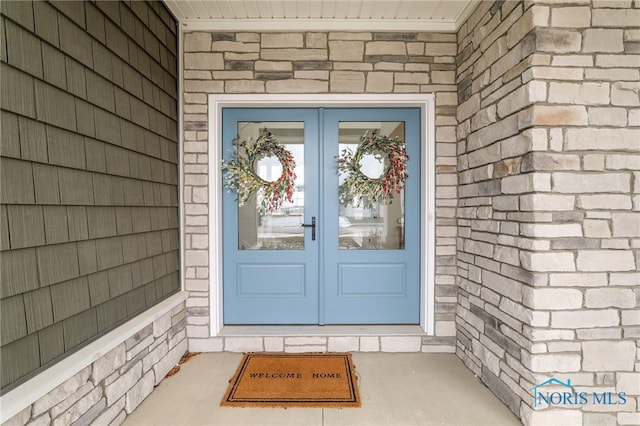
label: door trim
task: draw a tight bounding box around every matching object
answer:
[208,94,436,335]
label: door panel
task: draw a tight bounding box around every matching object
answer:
[322,108,421,324]
[223,107,420,325]
[223,108,319,324]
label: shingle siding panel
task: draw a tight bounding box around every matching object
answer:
[0,295,27,345]
[1,64,36,117]
[68,206,90,241]
[1,110,21,158]
[50,277,91,321]
[35,80,77,130]
[5,20,43,78]
[7,205,45,249]
[0,248,39,298]
[0,334,39,389]
[1,158,35,205]
[19,116,48,163]
[43,205,69,244]
[46,126,86,170]
[37,323,64,364]
[33,0,60,47]
[37,243,80,287]
[32,163,61,204]
[77,240,98,275]
[23,287,54,333]
[58,168,94,205]
[41,43,67,90]
[1,0,179,392]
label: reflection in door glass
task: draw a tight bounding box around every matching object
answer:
[338,122,405,250]
[237,122,305,250]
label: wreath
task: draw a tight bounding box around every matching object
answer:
[222,131,296,212]
[337,131,409,208]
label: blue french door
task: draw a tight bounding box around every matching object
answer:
[222,108,421,325]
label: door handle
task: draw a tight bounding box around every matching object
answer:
[301,216,316,241]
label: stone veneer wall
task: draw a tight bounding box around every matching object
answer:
[1,0,180,391]
[3,301,187,426]
[182,31,460,352]
[456,1,639,425]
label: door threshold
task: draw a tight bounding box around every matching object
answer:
[218,324,427,337]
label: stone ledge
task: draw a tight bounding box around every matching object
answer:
[0,292,188,423]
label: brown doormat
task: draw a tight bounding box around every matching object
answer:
[221,352,361,408]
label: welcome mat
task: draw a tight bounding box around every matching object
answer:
[221,352,361,408]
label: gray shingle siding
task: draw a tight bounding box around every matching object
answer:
[0,0,179,391]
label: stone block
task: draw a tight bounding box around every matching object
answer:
[551,309,619,329]
[550,6,591,28]
[50,386,103,426]
[588,107,628,126]
[583,341,636,371]
[584,29,624,53]
[521,252,575,272]
[612,213,640,237]
[32,366,91,417]
[522,406,582,426]
[577,250,636,272]
[329,41,364,61]
[529,105,588,126]
[104,361,142,405]
[521,223,582,238]
[617,373,640,395]
[184,52,224,70]
[329,71,364,93]
[91,396,124,426]
[578,195,632,210]
[262,48,327,61]
[526,353,582,373]
[548,82,610,105]
[534,28,581,53]
[262,33,303,48]
[265,79,328,93]
[611,82,640,107]
[380,336,421,352]
[553,172,630,194]
[593,9,640,27]
[125,370,155,413]
[586,288,636,309]
[153,336,187,386]
[522,287,582,310]
[184,32,212,52]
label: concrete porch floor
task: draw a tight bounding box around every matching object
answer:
[123,352,522,426]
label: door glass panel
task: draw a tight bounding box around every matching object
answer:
[237,121,305,250]
[338,121,405,250]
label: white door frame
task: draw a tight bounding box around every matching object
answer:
[208,94,436,335]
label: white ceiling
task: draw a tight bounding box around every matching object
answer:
[164,0,480,32]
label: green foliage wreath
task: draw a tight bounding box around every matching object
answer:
[337,131,409,208]
[222,131,296,212]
